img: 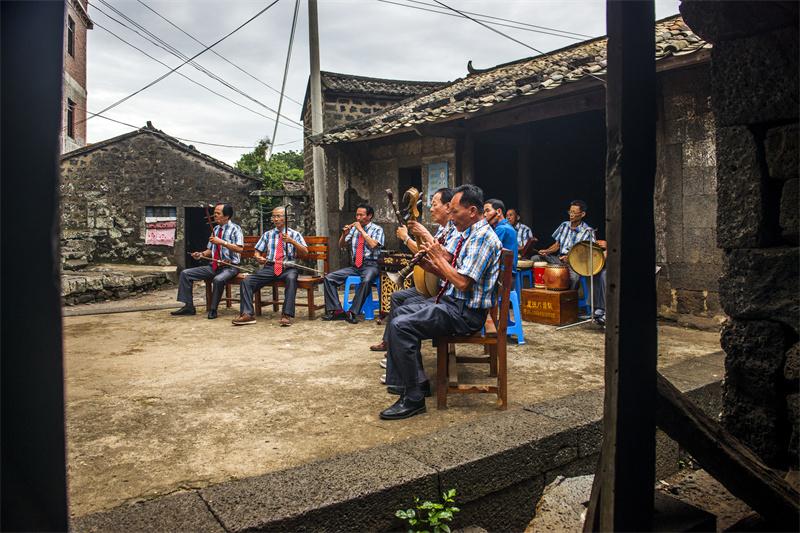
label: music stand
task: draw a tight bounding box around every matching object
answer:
[557,231,602,331]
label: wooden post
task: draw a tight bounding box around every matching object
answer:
[308,0,328,238]
[585,1,658,530]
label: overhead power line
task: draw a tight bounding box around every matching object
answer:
[268,0,301,156]
[92,20,285,125]
[93,0,302,129]
[136,0,303,107]
[78,0,283,129]
[377,0,591,41]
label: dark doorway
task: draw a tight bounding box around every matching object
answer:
[185,207,212,268]
[399,166,422,195]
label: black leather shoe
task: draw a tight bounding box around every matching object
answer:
[170,305,196,316]
[207,309,218,319]
[322,310,345,321]
[388,381,432,397]
[379,396,427,420]
[344,311,358,324]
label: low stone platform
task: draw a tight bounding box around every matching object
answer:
[71,353,723,532]
[62,264,176,305]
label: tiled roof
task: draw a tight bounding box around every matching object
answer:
[318,15,709,145]
[320,71,447,98]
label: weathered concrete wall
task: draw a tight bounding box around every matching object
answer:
[60,132,260,269]
[681,0,799,469]
[71,353,723,533]
[655,64,725,328]
[322,137,457,270]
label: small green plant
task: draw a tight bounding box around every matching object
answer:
[395,488,460,533]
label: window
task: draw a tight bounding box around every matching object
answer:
[145,206,177,219]
[67,16,75,57]
[66,98,75,139]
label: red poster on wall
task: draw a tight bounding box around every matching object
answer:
[145,220,176,246]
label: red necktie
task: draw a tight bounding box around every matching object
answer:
[435,235,465,303]
[355,232,364,268]
[211,226,222,271]
[274,233,284,275]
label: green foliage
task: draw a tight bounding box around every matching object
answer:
[234,138,304,190]
[396,488,460,533]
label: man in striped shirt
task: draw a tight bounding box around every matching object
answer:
[506,208,535,253]
[322,204,385,324]
[232,207,308,327]
[171,203,243,320]
[380,185,502,420]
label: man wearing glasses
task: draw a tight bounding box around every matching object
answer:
[533,200,606,325]
[232,206,307,327]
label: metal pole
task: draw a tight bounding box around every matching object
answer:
[308,0,328,239]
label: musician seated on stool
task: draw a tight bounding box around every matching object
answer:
[380,184,502,420]
[322,204,385,324]
[171,203,243,320]
[532,199,606,325]
[232,207,308,327]
[506,207,537,258]
[484,199,518,272]
[375,188,459,398]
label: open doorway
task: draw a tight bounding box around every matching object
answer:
[185,207,212,268]
[399,166,422,196]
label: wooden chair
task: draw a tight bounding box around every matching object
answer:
[255,236,329,320]
[434,249,513,410]
[204,235,260,310]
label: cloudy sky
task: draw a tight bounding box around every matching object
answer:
[86,0,681,165]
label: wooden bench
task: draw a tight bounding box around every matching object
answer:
[434,249,513,410]
[205,235,259,310]
[255,236,329,320]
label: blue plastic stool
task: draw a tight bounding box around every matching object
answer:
[342,275,380,320]
[505,289,525,345]
[577,276,590,316]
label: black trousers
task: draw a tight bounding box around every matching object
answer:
[382,287,428,387]
[239,265,299,317]
[387,295,487,400]
[323,261,379,314]
[176,264,239,310]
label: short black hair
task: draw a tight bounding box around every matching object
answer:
[570,199,587,212]
[217,203,234,218]
[453,184,484,210]
[434,187,454,204]
[485,198,505,213]
[357,203,374,217]
[506,207,519,215]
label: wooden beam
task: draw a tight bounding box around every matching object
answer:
[655,372,800,529]
[413,122,467,139]
[585,1,658,531]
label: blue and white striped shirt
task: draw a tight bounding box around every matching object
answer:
[514,222,533,249]
[446,218,502,309]
[434,220,459,254]
[344,222,384,263]
[552,221,595,255]
[255,228,307,262]
[206,220,244,264]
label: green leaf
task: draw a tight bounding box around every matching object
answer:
[396,510,407,519]
[440,524,451,533]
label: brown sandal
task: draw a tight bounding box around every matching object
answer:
[369,340,387,352]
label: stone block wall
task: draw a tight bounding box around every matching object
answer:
[655,63,725,328]
[60,131,260,269]
[682,0,799,469]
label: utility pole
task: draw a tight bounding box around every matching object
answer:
[308,0,328,238]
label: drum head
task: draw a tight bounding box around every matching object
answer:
[568,241,605,276]
[517,259,534,269]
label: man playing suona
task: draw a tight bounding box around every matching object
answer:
[232,206,308,327]
[380,184,502,420]
[322,204,385,324]
[171,203,243,320]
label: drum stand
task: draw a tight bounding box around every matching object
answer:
[557,233,600,331]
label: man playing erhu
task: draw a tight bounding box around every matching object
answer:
[232,207,307,327]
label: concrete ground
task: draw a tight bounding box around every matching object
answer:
[63,285,723,518]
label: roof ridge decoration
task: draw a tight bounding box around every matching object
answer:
[317,15,709,145]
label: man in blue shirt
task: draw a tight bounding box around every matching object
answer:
[483,198,518,271]
[322,204,385,324]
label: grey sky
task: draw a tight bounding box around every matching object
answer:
[86,0,680,165]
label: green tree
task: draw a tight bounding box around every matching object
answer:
[234,138,304,190]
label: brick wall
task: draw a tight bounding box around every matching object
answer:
[63,0,90,152]
[60,132,260,269]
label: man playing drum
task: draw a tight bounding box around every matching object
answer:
[533,199,606,325]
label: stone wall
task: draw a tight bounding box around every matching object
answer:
[60,131,260,269]
[655,63,725,327]
[682,0,799,469]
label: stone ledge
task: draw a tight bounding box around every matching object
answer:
[70,352,724,533]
